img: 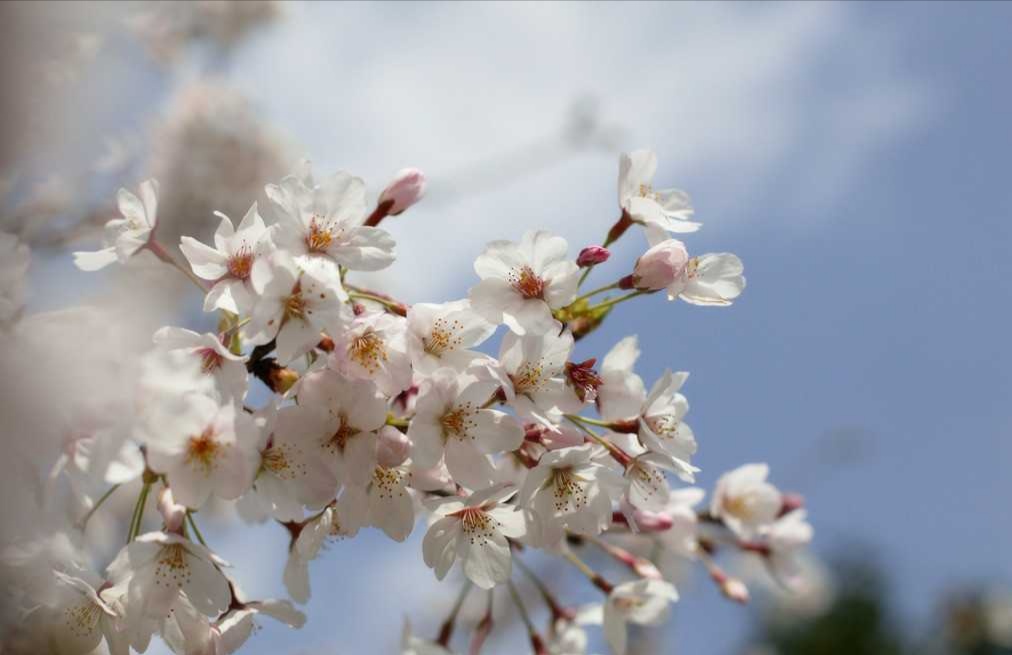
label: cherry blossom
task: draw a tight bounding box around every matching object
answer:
[517,444,622,546]
[152,326,248,401]
[406,299,496,375]
[602,579,678,655]
[74,179,160,271]
[470,230,580,335]
[618,150,699,235]
[329,310,413,396]
[106,531,230,620]
[409,371,523,490]
[498,326,581,426]
[141,394,259,509]
[244,253,349,364]
[710,463,782,539]
[422,484,526,589]
[179,202,274,315]
[266,162,396,286]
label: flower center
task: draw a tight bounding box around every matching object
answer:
[648,414,680,438]
[422,317,464,357]
[451,507,497,543]
[284,288,307,321]
[686,257,699,280]
[227,244,254,279]
[63,601,101,638]
[261,443,300,480]
[550,468,588,511]
[185,427,221,473]
[638,183,660,202]
[155,544,191,588]
[371,466,405,500]
[198,347,222,373]
[348,329,388,373]
[722,493,758,521]
[509,265,545,300]
[440,404,477,440]
[327,414,359,454]
[306,215,335,253]
[511,361,545,395]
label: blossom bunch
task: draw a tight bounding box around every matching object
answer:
[2,148,814,655]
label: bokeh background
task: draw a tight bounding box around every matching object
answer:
[3,1,1011,653]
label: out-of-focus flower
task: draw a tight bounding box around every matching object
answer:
[152,326,248,401]
[602,579,678,655]
[711,463,782,539]
[73,179,159,271]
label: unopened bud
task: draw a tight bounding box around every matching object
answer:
[721,577,750,604]
[157,488,187,534]
[629,509,675,533]
[377,425,410,467]
[577,245,610,267]
[779,492,805,516]
[631,239,688,291]
[379,168,426,216]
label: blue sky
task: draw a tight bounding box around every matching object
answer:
[23,2,1012,653]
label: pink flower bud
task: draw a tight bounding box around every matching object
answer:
[577,245,610,267]
[377,425,410,468]
[721,577,750,604]
[632,239,688,290]
[378,168,426,216]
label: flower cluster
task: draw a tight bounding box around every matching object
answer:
[3,148,813,655]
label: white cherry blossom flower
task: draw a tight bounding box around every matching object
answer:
[655,487,705,560]
[265,162,396,285]
[409,372,523,490]
[642,229,746,306]
[674,252,746,306]
[764,509,814,590]
[74,179,160,271]
[623,451,693,513]
[637,370,697,469]
[245,254,350,364]
[242,405,338,522]
[618,150,699,235]
[33,570,126,655]
[499,327,580,426]
[469,230,579,335]
[422,484,526,589]
[179,202,274,315]
[710,463,782,539]
[406,299,496,375]
[341,461,416,542]
[295,369,387,486]
[329,310,412,396]
[153,326,247,401]
[517,444,621,546]
[106,532,230,621]
[141,395,259,509]
[602,579,679,655]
